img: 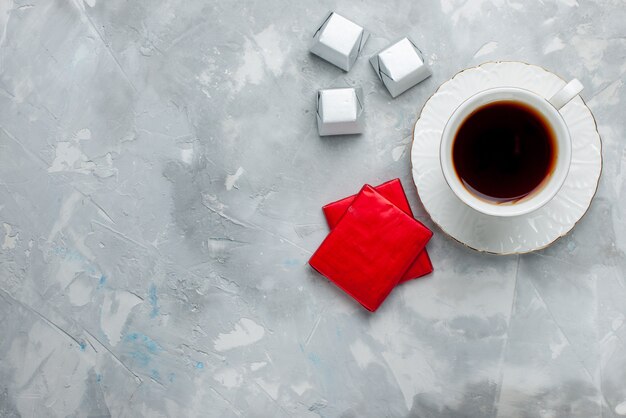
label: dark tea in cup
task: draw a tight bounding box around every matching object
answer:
[440,85,578,217]
[452,100,557,203]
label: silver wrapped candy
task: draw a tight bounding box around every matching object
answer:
[370,37,432,98]
[310,12,369,72]
[316,87,364,136]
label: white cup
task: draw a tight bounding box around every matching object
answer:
[439,80,583,217]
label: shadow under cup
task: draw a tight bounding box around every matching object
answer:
[440,88,572,218]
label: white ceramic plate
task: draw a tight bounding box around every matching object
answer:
[411,62,602,254]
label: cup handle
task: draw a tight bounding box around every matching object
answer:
[548,79,584,111]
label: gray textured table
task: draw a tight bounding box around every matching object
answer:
[1,0,625,417]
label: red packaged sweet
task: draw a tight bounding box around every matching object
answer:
[309,185,433,311]
[322,179,433,282]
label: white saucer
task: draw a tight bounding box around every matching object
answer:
[411,62,602,254]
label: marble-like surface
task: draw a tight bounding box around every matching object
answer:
[0,0,624,416]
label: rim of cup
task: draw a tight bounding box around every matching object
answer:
[439,87,572,218]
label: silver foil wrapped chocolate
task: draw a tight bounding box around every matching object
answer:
[310,12,369,72]
[370,37,432,98]
[316,87,364,136]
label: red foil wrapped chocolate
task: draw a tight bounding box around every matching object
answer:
[309,185,433,311]
[322,179,433,281]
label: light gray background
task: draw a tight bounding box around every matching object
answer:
[0,0,625,417]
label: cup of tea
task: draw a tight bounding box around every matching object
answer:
[439,80,583,217]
